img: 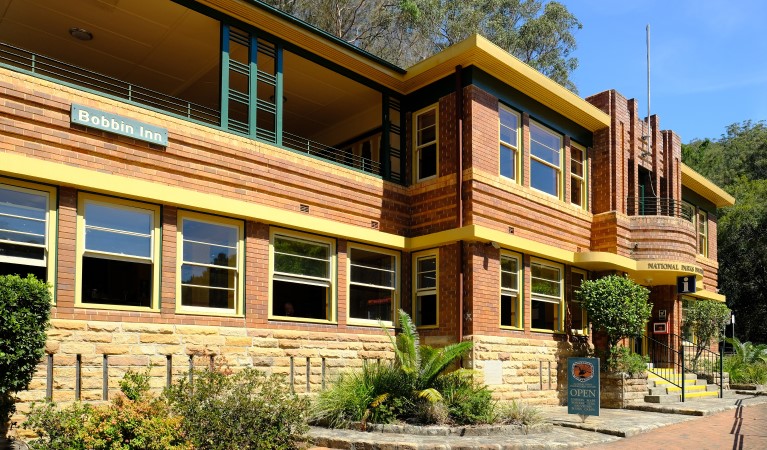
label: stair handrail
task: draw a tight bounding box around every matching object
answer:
[646,332,685,401]
[683,336,724,399]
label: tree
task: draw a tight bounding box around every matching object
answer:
[682,299,731,368]
[261,0,582,91]
[683,120,767,343]
[576,275,652,360]
[0,275,52,439]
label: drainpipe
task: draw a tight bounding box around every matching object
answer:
[455,65,464,344]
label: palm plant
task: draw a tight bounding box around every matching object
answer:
[724,337,767,384]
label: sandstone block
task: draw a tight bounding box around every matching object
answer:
[51,319,87,330]
[87,322,121,332]
[122,323,174,334]
[140,333,180,344]
[176,325,219,336]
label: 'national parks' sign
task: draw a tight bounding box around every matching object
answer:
[567,357,600,416]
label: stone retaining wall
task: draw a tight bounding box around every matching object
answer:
[600,373,649,408]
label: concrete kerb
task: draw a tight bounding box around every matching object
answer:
[307,393,767,449]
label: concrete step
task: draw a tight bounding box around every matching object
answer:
[644,393,681,403]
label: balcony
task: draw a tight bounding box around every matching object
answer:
[0,0,401,182]
[626,197,694,221]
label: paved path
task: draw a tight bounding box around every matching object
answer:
[581,400,767,450]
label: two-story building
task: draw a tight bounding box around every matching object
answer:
[0,0,733,415]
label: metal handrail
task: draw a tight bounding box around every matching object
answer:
[626,196,694,220]
[684,338,725,399]
[282,132,382,176]
[0,42,220,126]
[647,332,685,401]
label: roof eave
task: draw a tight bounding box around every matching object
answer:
[681,164,735,208]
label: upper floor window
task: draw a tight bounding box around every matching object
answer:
[569,269,587,335]
[413,251,438,327]
[177,211,244,315]
[271,230,335,322]
[77,194,160,310]
[530,122,562,198]
[697,210,708,257]
[414,106,438,182]
[0,180,57,284]
[570,143,586,208]
[499,106,520,181]
[500,252,522,328]
[348,245,398,326]
[530,259,563,332]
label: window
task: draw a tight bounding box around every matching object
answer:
[77,194,160,310]
[500,253,522,328]
[569,269,587,335]
[530,122,562,198]
[499,106,520,181]
[271,230,334,321]
[697,210,708,257]
[177,212,244,315]
[348,245,398,325]
[0,180,56,283]
[414,106,438,182]
[530,260,563,332]
[570,143,586,207]
[413,252,437,327]
[681,200,695,222]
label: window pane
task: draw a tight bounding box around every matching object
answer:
[86,228,151,258]
[349,284,393,321]
[499,108,518,145]
[272,279,328,320]
[571,148,584,176]
[275,253,329,278]
[181,285,233,309]
[0,225,45,245]
[531,300,558,330]
[416,293,437,326]
[351,248,394,287]
[532,263,560,297]
[0,187,47,220]
[275,237,329,259]
[531,160,558,196]
[501,293,518,327]
[417,110,436,144]
[418,144,437,179]
[82,257,151,307]
[571,177,583,206]
[0,261,46,280]
[0,242,45,261]
[181,264,234,289]
[500,145,515,179]
[351,265,394,287]
[183,241,237,267]
[184,220,238,247]
[86,203,151,235]
[571,301,584,330]
[530,124,560,153]
[417,256,436,289]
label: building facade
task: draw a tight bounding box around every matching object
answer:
[0,0,733,419]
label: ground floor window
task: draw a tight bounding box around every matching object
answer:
[178,211,243,314]
[271,230,334,321]
[348,245,397,325]
[77,194,160,310]
[0,180,56,283]
[569,268,588,334]
[500,252,522,328]
[530,259,563,331]
[413,252,438,327]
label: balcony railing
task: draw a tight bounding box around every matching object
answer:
[0,42,220,126]
[1,42,384,178]
[626,197,694,221]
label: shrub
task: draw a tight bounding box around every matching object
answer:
[0,274,52,427]
[164,367,309,450]
[433,370,494,425]
[683,299,730,365]
[25,369,188,450]
[724,338,767,384]
[494,400,544,426]
[608,345,649,375]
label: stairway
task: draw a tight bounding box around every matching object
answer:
[644,368,721,403]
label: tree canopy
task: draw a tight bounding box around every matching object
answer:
[261,0,582,91]
[683,120,767,343]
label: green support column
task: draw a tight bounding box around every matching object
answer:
[275,42,284,147]
[248,33,258,138]
[219,24,230,130]
[382,94,391,180]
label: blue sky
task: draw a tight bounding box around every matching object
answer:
[561,0,767,143]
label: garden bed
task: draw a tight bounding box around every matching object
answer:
[347,421,552,436]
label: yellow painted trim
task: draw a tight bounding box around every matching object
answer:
[176,210,245,316]
[268,228,337,323]
[412,249,439,328]
[574,251,636,272]
[75,193,161,311]
[0,177,58,301]
[472,225,573,263]
[1,152,406,250]
[688,289,727,303]
[530,258,565,332]
[346,242,399,327]
[499,250,523,329]
[681,164,735,208]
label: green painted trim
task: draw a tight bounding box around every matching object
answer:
[248,32,258,138]
[681,187,717,212]
[275,41,284,147]
[220,24,231,131]
[471,68,593,146]
[382,94,391,180]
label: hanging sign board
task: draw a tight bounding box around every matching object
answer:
[71,104,168,146]
[568,357,600,417]
[677,275,696,294]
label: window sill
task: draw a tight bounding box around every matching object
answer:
[500,326,524,331]
[75,302,159,313]
[269,315,337,325]
[530,328,565,335]
[415,324,439,330]
[347,318,395,328]
[175,308,244,318]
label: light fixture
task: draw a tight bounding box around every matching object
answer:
[486,241,500,250]
[69,27,93,41]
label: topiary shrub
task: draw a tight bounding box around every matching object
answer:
[164,367,309,450]
[0,274,51,434]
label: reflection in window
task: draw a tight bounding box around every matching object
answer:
[531,261,562,331]
[180,217,241,311]
[570,143,586,207]
[530,122,562,197]
[414,254,437,326]
[0,183,50,281]
[349,247,396,323]
[272,234,332,320]
[500,254,521,328]
[81,199,155,308]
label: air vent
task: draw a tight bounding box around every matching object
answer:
[299,204,309,213]
[371,220,379,229]
[508,226,515,234]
